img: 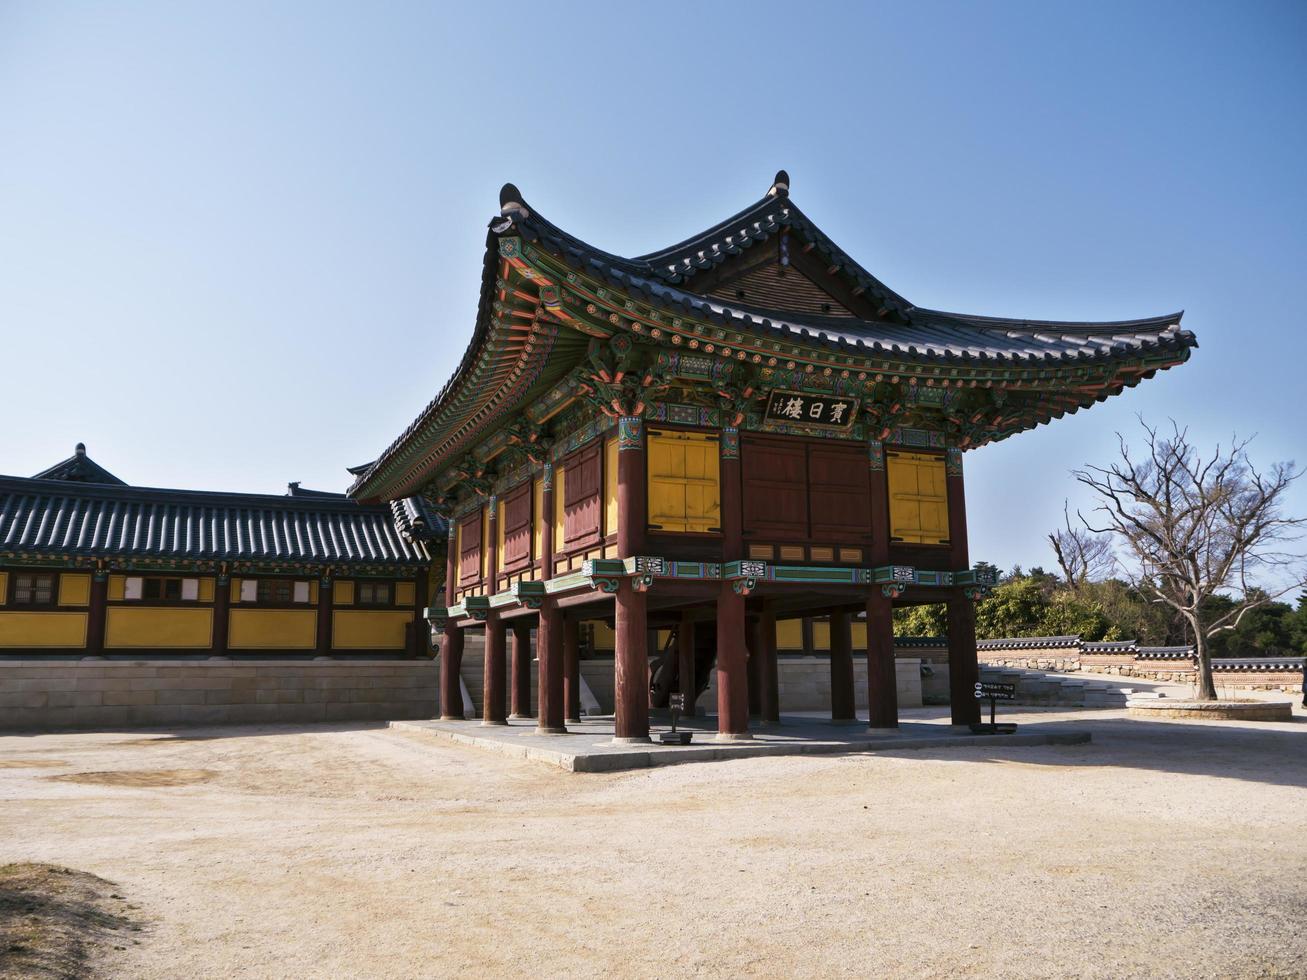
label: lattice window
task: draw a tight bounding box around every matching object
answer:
[647,429,721,533]
[887,451,950,545]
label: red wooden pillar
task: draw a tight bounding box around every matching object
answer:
[948,594,981,725]
[676,612,696,717]
[716,584,751,739]
[720,426,742,559]
[510,621,533,719]
[213,571,231,655]
[868,440,890,565]
[486,495,499,596]
[720,425,751,736]
[86,570,108,656]
[801,617,815,657]
[614,416,650,742]
[865,591,898,730]
[614,582,649,742]
[440,626,465,720]
[482,615,507,725]
[563,617,581,723]
[536,601,566,734]
[829,608,856,722]
[440,530,464,720]
[315,575,332,656]
[540,464,555,581]
[746,615,763,718]
[945,448,979,725]
[759,602,780,724]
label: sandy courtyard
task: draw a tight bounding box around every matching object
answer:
[1,707,1305,979]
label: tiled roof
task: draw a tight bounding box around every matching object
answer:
[350,173,1197,502]
[0,475,431,566]
[33,444,125,486]
[516,202,1193,368]
[976,635,1082,650]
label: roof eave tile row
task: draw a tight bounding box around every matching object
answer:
[0,477,431,566]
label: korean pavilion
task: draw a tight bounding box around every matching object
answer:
[349,171,1196,741]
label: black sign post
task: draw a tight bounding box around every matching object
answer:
[660,693,693,745]
[971,681,1017,734]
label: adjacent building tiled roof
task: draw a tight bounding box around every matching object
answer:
[0,475,431,566]
[32,444,125,486]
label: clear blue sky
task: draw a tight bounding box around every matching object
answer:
[2,1,1304,575]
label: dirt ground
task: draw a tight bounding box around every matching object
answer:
[1,706,1304,979]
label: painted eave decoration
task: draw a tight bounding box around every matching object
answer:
[350,171,1197,505]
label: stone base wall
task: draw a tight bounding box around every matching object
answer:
[456,651,925,715]
[0,660,438,731]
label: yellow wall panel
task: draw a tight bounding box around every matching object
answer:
[198,577,215,602]
[887,451,949,544]
[0,612,88,648]
[777,619,803,650]
[106,607,213,649]
[496,497,506,561]
[228,609,316,649]
[333,580,355,606]
[592,620,616,650]
[332,610,411,650]
[230,577,242,603]
[553,468,565,554]
[0,571,7,606]
[395,581,416,607]
[604,437,619,538]
[647,430,720,532]
[481,506,490,582]
[107,575,125,601]
[812,620,831,650]
[58,573,91,607]
[851,622,867,648]
[453,522,462,587]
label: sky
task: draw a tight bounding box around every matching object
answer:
[1,1,1304,578]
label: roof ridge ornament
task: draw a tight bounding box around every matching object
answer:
[767,169,790,198]
[491,182,530,233]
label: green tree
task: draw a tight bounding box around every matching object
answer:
[893,602,947,637]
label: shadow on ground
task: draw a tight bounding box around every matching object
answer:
[0,863,143,979]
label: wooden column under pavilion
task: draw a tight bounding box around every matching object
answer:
[718,425,752,737]
[865,438,897,729]
[613,416,650,743]
[315,575,332,656]
[676,612,696,717]
[865,590,898,730]
[536,467,565,734]
[440,526,464,721]
[483,615,507,724]
[946,449,981,726]
[829,609,856,723]
[509,621,533,720]
[758,602,780,725]
[563,617,582,723]
[745,615,763,718]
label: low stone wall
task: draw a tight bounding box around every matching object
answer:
[0,659,438,731]
[456,651,925,715]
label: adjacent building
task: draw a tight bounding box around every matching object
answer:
[0,444,440,657]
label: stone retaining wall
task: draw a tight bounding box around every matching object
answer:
[0,660,438,731]
[456,651,925,714]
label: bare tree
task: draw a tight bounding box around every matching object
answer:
[1048,501,1114,590]
[1074,420,1307,700]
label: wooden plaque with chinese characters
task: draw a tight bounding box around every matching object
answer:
[763,390,857,431]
